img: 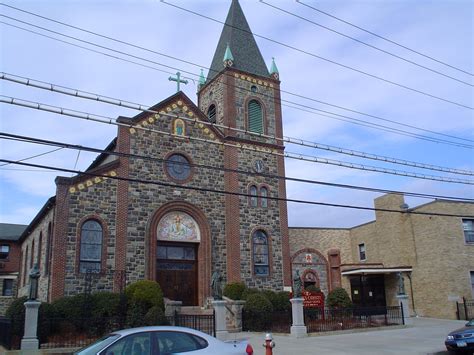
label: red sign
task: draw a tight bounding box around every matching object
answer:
[302,291,325,308]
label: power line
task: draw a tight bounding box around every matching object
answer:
[296,0,474,77]
[2,94,474,185]
[3,131,473,203]
[1,158,473,218]
[160,0,474,110]
[0,146,64,167]
[261,0,473,86]
[3,71,474,174]
[1,19,472,148]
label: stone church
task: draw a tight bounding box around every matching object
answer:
[15,0,291,306]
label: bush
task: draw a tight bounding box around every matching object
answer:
[243,293,274,331]
[223,282,246,300]
[144,306,169,326]
[305,285,321,293]
[273,291,291,311]
[327,287,352,309]
[241,288,260,300]
[125,280,164,311]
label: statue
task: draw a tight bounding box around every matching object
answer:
[293,270,303,298]
[28,263,40,300]
[211,271,223,300]
[397,272,406,295]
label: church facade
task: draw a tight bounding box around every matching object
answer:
[15,0,291,306]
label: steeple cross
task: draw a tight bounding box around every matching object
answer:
[168,72,188,92]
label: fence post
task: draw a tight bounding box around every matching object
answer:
[463,297,468,321]
[400,302,405,325]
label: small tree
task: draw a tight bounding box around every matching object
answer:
[326,287,352,309]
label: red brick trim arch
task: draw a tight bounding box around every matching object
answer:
[147,201,211,306]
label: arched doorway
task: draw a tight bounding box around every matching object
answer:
[148,202,211,306]
[302,269,319,290]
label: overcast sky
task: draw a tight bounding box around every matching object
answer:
[0,0,473,228]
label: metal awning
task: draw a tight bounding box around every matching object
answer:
[341,267,412,276]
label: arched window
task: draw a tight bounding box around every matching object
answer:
[23,246,28,286]
[207,104,216,123]
[253,230,269,276]
[30,239,35,269]
[173,119,185,136]
[248,100,263,133]
[79,219,103,273]
[249,185,258,207]
[45,222,52,275]
[260,186,268,208]
[37,232,43,271]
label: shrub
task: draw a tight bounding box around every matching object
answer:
[327,287,352,309]
[241,288,260,300]
[125,280,164,311]
[273,291,291,311]
[305,285,321,293]
[243,293,273,331]
[5,296,27,339]
[144,306,169,326]
[223,282,246,300]
[91,292,121,317]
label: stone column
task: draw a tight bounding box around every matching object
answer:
[396,294,412,325]
[21,300,41,350]
[290,298,307,338]
[212,300,228,340]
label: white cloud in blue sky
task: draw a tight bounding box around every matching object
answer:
[0,0,473,228]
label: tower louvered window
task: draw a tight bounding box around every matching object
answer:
[248,100,263,133]
[207,104,216,123]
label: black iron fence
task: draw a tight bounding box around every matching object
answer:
[304,305,404,333]
[457,298,474,320]
[167,311,215,337]
[0,316,23,350]
[242,310,292,333]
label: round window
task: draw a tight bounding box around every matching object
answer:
[166,154,191,181]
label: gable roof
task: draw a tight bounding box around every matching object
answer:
[0,223,28,241]
[207,0,270,82]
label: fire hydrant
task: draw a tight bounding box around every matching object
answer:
[263,332,275,355]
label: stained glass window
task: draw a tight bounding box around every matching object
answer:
[173,119,185,136]
[166,154,191,181]
[79,220,103,273]
[249,185,258,207]
[253,230,269,276]
[260,187,268,208]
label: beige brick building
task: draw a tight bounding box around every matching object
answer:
[290,194,474,319]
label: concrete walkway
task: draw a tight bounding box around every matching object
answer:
[232,317,469,355]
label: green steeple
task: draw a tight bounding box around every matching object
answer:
[223,43,234,63]
[198,69,206,86]
[207,0,270,82]
[270,57,279,76]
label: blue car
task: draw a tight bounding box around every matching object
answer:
[445,319,474,354]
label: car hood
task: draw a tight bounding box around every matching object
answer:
[449,326,474,335]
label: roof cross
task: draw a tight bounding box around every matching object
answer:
[168,72,188,92]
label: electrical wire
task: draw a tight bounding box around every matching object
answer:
[1,19,472,148]
[2,131,473,202]
[1,94,473,185]
[1,158,473,218]
[295,0,473,77]
[260,0,472,86]
[0,146,64,167]
[160,0,473,110]
[3,71,473,174]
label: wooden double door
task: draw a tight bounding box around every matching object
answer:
[156,242,198,306]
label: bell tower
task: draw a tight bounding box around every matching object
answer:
[198,0,291,288]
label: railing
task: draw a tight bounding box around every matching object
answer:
[304,305,404,333]
[0,316,23,350]
[167,311,215,337]
[457,298,474,320]
[242,310,292,333]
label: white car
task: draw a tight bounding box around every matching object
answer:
[74,326,254,355]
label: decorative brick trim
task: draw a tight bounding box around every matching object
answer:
[147,201,212,306]
[74,215,109,275]
[277,154,291,287]
[114,125,130,292]
[50,180,71,300]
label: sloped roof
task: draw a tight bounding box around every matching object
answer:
[207,0,270,82]
[0,223,28,241]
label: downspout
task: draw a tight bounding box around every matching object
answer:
[407,272,416,316]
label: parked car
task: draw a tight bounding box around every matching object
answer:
[74,326,253,355]
[445,319,474,354]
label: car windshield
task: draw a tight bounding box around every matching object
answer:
[75,334,120,355]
